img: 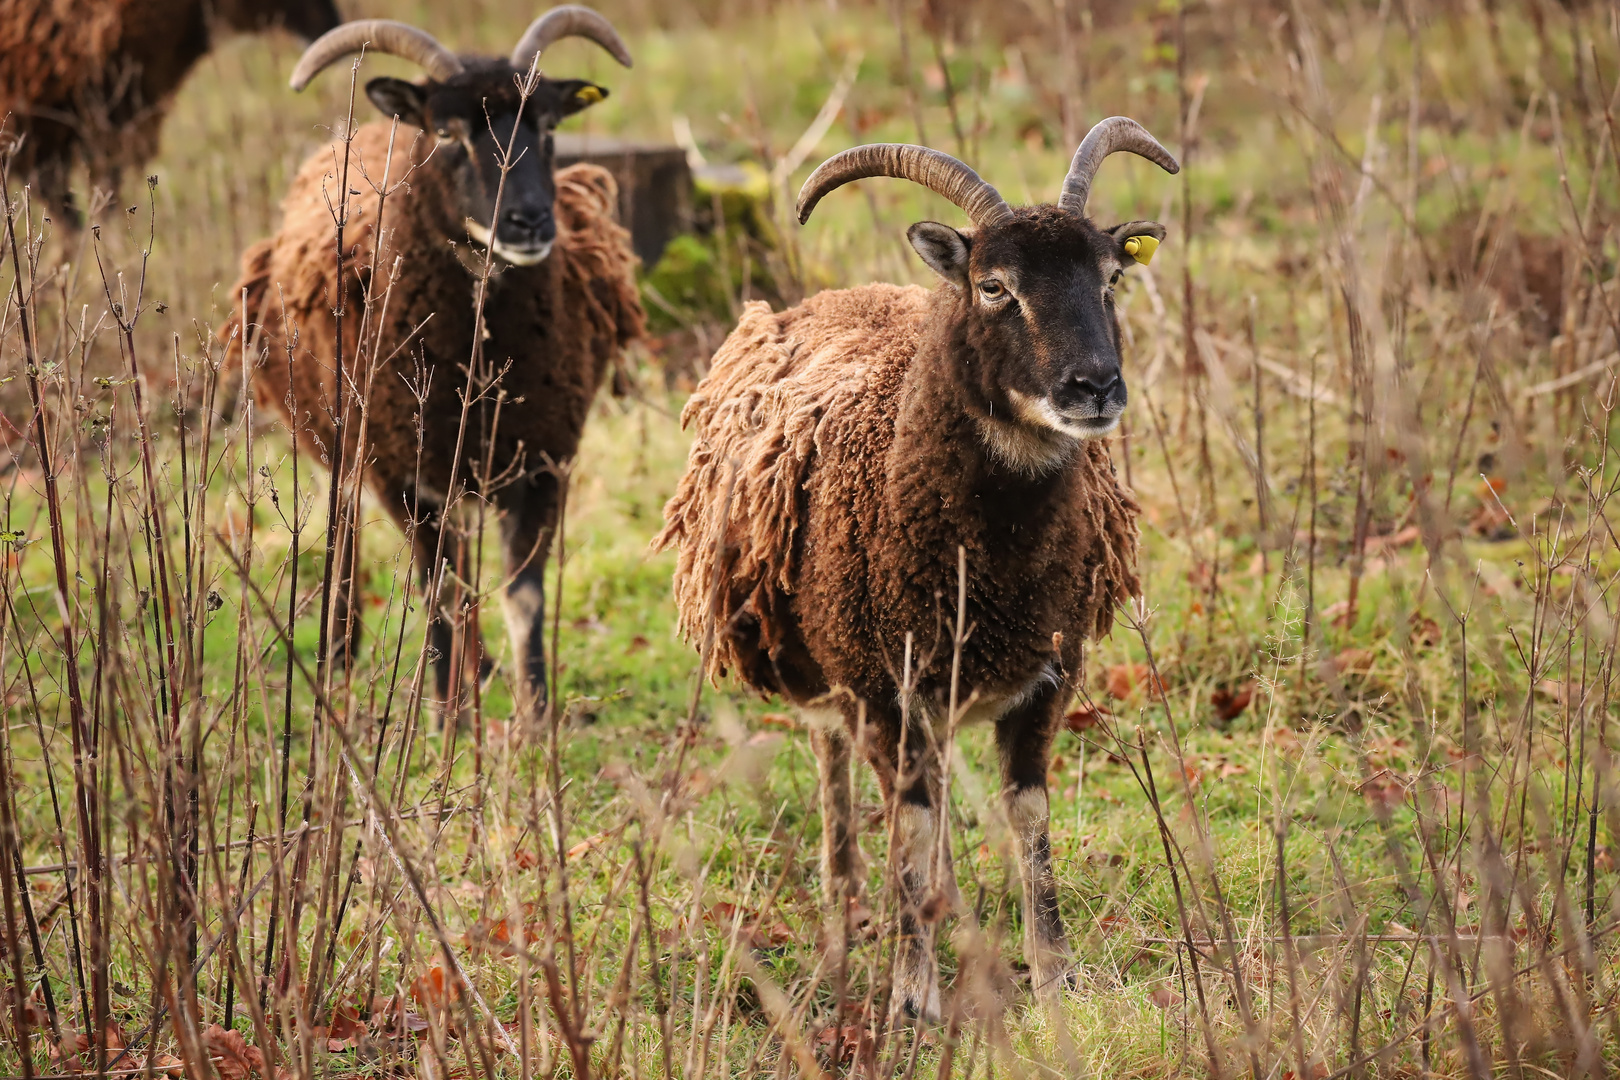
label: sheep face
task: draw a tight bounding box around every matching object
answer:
[213,0,342,41]
[907,206,1166,448]
[365,65,609,267]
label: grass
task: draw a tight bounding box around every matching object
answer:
[2,0,1619,1077]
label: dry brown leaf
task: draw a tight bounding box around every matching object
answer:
[1266,726,1302,754]
[1149,985,1182,1010]
[1063,704,1111,732]
[1210,682,1254,721]
[1104,663,1164,700]
[200,1024,285,1080]
[706,901,793,950]
[565,830,612,861]
[410,967,460,1011]
[1334,648,1376,675]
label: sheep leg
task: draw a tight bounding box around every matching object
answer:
[499,475,559,714]
[995,683,1075,1000]
[870,721,947,1024]
[407,498,463,715]
[807,715,862,907]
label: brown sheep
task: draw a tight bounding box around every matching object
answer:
[657,120,1178,1019]
[0,0,340,224]
[224,10,643,714]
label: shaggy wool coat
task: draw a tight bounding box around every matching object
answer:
[225,122,644,518]
[658,283,1140,719]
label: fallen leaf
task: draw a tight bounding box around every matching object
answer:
[705,901,794,950]
[1219,760,1249,780]
[815,1023,866,1064]
[324,1002,368,1051]
[410,967,460,1011]
[1334,648,1376,675]
[201,1024,285,1080]
[627,634,651,653]
[1149,985,1182,1010]
[1409,614,1442,646]
[1359,771,1407,810]
[1369,524,1422,552]
[565,830,612,861]
[1265,726,1302,755]
[1105,663,1164,701]
[1064,703,1111,732]
[1210,682,1254,721]
[1096,914,1129,935]
[513,847,539,870]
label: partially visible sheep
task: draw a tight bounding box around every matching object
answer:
[224,10,643,714]
[0,0,340,223]
[657,121,1178,1019]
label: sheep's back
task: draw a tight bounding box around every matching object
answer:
[657,283,928,694]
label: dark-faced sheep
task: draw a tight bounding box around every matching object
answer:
[657,119,1178,1018]
[223,9,644,714]
[1,0,341,223]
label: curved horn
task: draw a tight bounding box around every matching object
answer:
[796,144,1013,227]
[1056,116,1180,216]
[510,6,634,72]
[289,20,464,91]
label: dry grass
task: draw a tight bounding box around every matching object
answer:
[1,0,1619,1077]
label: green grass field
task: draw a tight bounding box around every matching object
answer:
[2,0,1619,1077]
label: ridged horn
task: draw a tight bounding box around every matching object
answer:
[796,144,1013,227]
[1056,116,1180,216]
[510,6,634,72]
[289,20,464,91]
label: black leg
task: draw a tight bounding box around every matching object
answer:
[405,493,459,711]
[498,473,559,715]
[867,710,949,1024]
[994,678,1075,1000]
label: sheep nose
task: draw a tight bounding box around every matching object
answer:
[504,207,552,233]
[1070,372,1120,400]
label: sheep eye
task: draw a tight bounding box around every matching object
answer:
[979,280,1004,299]
[435,128,451,140]
[1109,269,1122,285]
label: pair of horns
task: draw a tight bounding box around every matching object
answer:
[796,117,1180,228]
[289,5,633,92]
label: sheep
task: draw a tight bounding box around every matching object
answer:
[656,119,1179,1019]
[0,0,341,224]
[223,9,644,715]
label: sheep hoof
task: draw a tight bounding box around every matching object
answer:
[899,987,942,1026]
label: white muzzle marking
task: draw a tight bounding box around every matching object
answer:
[464,218,553,267]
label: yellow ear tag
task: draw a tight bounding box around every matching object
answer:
[575,85,604,104]
[1123,234,1160,265]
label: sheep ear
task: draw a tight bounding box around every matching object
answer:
[907,221,970,289]
[1107,220,1168,265]
[366,77,430,128]
[554,80,610,118]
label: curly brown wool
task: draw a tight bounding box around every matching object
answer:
[657,122,1175,1021]
[224,122,643,709]
[0,0,338,223]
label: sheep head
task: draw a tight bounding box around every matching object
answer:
[288,7,632,267]
[797,118,1179,472]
